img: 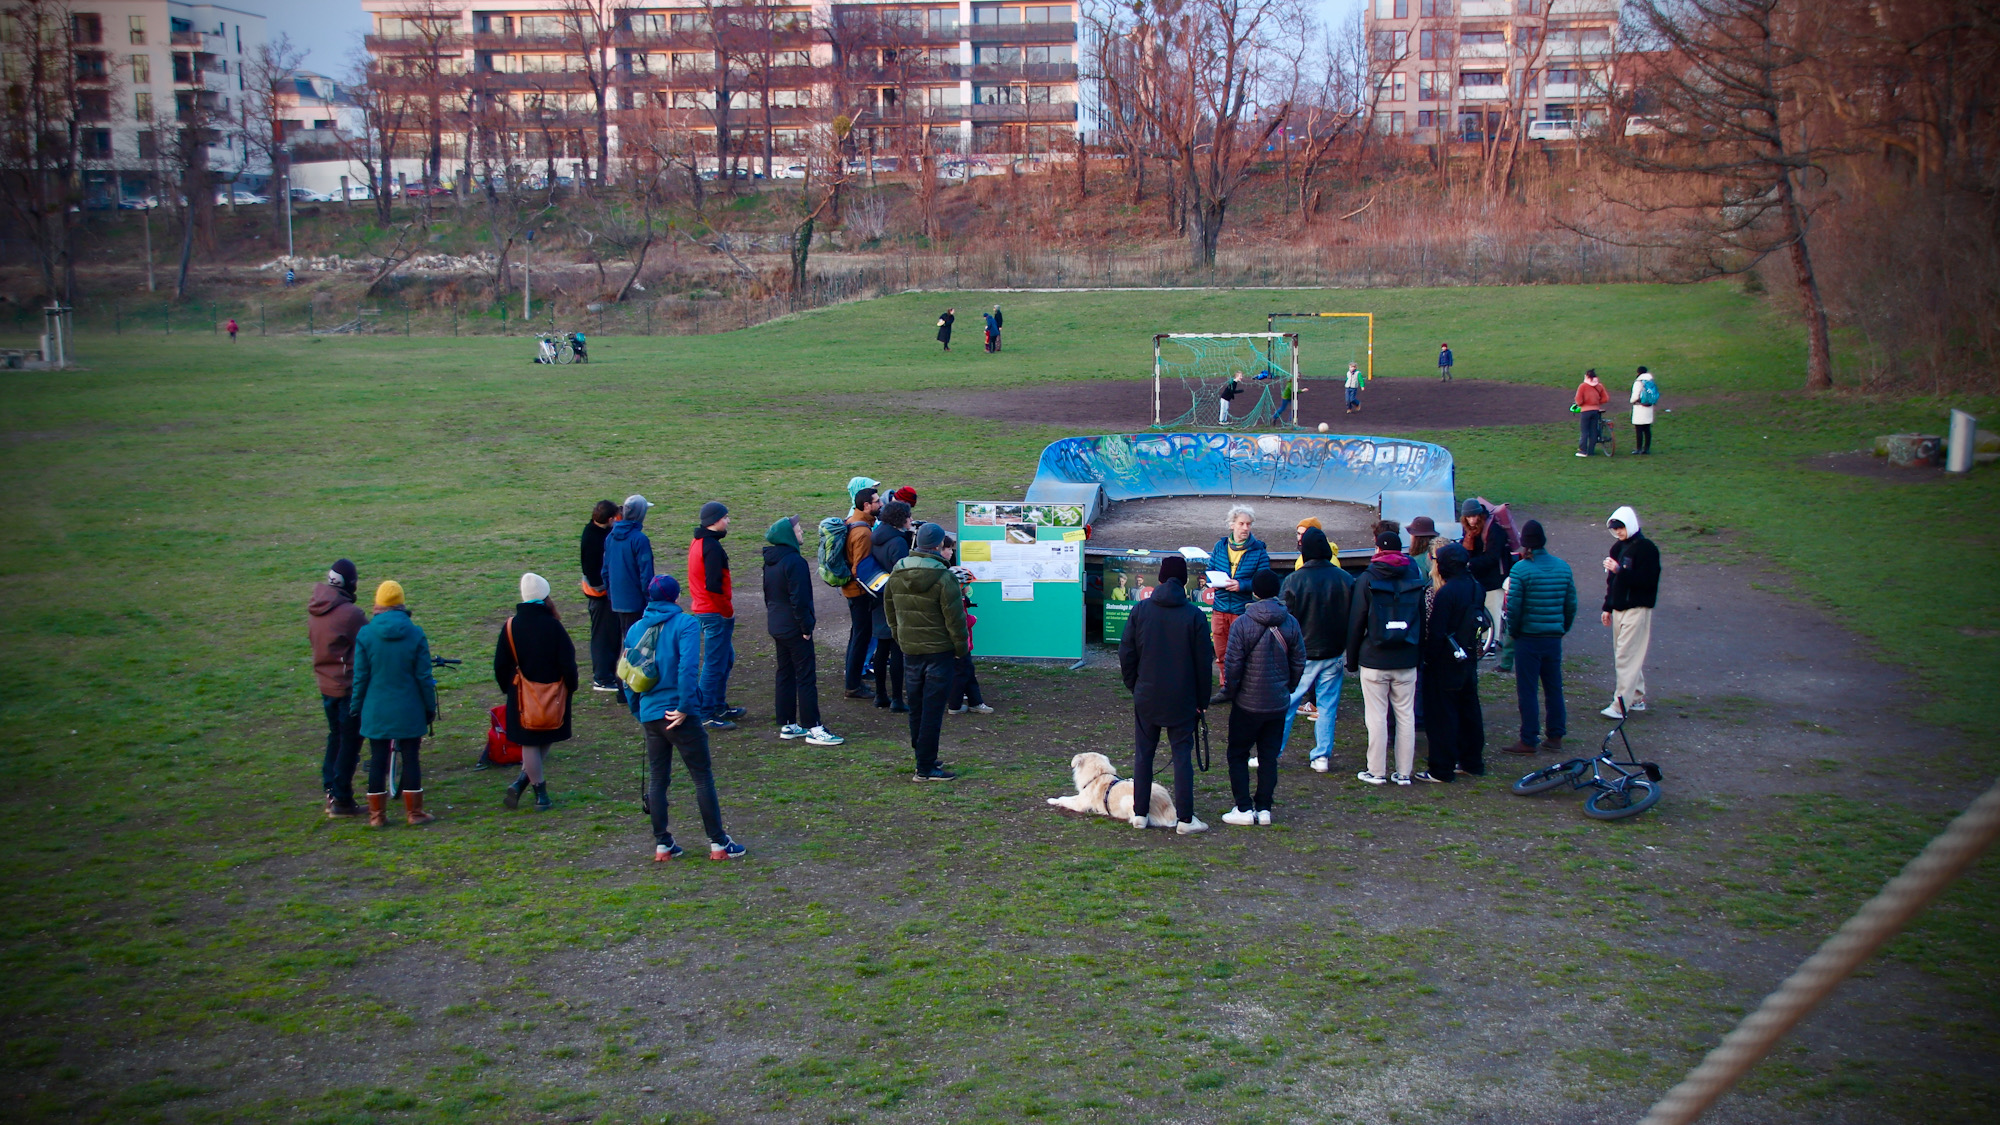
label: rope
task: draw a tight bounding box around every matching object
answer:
[1639,779,2000,1125]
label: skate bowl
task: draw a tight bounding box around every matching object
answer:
[1024,432,1459,560]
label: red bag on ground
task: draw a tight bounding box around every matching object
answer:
[485,703,522,766]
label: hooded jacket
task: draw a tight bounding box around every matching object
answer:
[308,581,369,697]
[883,551,969,657]
[1575,378,1611,412]
[493,599,579,744]
[688,525,733,617]
[1603,506,1661,612]
[1280,529,1353,660]
[1422,549,1485,691]
[869,520,913,635]
[841,509,874,599]
[603,517,656,614]
[580,520,611,597]
[349,606,437,741]
[1118,579,1214,727]
[1345,553,1426,672]
[1222,597,1307,714]
[1459,505,1514,592]
[762,518,816,639]
[624,600,703,722]
[1205,533,1272,615]
[1507,550,1578,637]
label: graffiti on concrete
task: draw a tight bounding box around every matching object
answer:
[1030,432,1455,504]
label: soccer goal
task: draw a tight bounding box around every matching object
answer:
[1269,312,1373,387]
[1152,332,1301,430]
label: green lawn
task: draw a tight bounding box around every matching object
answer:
[1,282,1995,1123]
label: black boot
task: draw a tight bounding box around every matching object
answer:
[503,773,529,809]
[533,782,552,811]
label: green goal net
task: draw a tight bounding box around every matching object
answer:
[1151,333,1301,430]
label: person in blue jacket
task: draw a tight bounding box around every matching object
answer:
[1205,504,1272,697]
[1438,342,1454,382]
[350,580,438,827]
[603,494,656,637]
[626,574,745,862]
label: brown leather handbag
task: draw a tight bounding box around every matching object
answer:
[505,618,567,732]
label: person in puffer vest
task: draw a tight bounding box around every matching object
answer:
[1503,519,1577,756]
[1218,569,1305,825]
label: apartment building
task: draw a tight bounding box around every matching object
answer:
[43,1,267,203]
[1364,0,1619,144]
[357,0,1079,179]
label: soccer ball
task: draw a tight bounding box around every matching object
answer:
[1317,422,1329,433]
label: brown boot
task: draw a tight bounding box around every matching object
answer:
[1538,737,1564,752]
[1499,741,1539,755]
[367,792,388,827]
[403,789,436,826]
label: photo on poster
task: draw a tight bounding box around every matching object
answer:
[1004,522,1038,545]
[994,504,1025,524]
[962,503,998,526]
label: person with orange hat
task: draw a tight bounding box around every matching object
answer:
[350,580,439,827]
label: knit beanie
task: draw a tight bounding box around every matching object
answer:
[646,574,681,603]
[1436,543,1470,578]
[374,580,405,608]
[699,500,729,528]
[892,486,918,504]
[1460,498,1486,519]
[1251,569,1281,599]
[1296,517,1323,532]
[915,522,950,552]
[1158,555,1188,583]
[1520,520,1547,550]
[520,572,550,602]
[1299,527,1332,563]
[328,558,358,592]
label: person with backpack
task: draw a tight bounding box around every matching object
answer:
[869,500,915,712]
[581,500,621,692]
[763,516,844,747]
[604,494,656,637]
[884,522,970,781]
[1119,555,1213,835]
[1630,366,1659,454]
[627,574,746,861]
[688,501,744,730]
[1502,520,1577,755]
[1204,506,1271,697]
[836,482,884,699]
[1280,527,1353,773]
[1575,369,1611,457]
[308,558,367,817]
[350,580,438,827]
[1459,499,1515,658]
[983,308,999,353]
[1420,544,1486,781]
[493,572,578,811]
[1600,505,1661,719]
[1438,343,1453,382]
[1218,570,1306,825]
[1345,530,1426,786]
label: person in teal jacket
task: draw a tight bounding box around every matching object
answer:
[350,580,439,826]
[1501,520,1577,756]
[626,574,745,862]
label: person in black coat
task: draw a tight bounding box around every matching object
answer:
[1118,555,1215,835]
[1421,544,1486,781]
[494,573,579,811]
[869,500,914,711]
[936,308,955,351]
[763,516,844,745]
[1599,504,1662,718]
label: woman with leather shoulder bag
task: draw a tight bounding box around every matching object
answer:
[494,573,579,811]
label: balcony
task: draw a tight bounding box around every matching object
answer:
[966,62,1077,82]
[1455,84,1509,100]
[854,104,967,124]
[1551,0,1619,13]
[1457,42,1507,59]
[366,34,466,54]
[965,101,1077,123]
[169,30,204,46]
[614,27,817,50]
[848,62,964,81]
[469,70,599,92]
[1546,40,1613,58]
[1458,0,1510,14]
[468,32,573,51]
[966,22,1077,45]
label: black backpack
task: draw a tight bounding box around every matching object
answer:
[1367,575,1425,648]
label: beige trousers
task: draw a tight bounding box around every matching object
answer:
[1611,607,1652,708]
[1360,666,1418,778]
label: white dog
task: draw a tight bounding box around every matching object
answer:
[1047,752,1178,828]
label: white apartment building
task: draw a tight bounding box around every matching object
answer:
[1364,0,1620,143]
[358,0,1080,178]
[57,1,267,202]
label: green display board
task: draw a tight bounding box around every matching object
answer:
[955,502,1086,660]
[1101,553,1216,643]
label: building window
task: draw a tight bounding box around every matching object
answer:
[1418,71,1448,100]
[129,15,146,44]
[1545,68,1584,85]
[1420,0,1453,15]
[1419,30,1454,60]
[1025,6,1069,23]
[931,8,959,32]
[1417,109,1438,128]
[71,13,102,43]
[137,130,157,159]
[75,52,107,81]
[1459,71,1502,86]
[130,54,151,84]
[135,91,154,119]
[1391,111,1405,134]
[1370,30,1409,61]
[1375,0,1408,17]
[82,128,111,158]
[476,14,516,34]
[78,90,110,120]
[1462,31,1505,46]
[1378,73,1406,101]
[1515,0,1542,12]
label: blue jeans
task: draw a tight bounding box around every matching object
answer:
[1282,658,1345,762]
[694,613,736,718]
[1514,635,1566,746]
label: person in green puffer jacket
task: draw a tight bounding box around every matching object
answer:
[883,523,969,781]
[350,580,439,827]
[1502,520,1576,757]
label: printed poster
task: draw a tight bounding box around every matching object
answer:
[1102,555,1212,642]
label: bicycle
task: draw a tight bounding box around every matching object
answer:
[1569,404,1617,456]
[533,333,573,365]
[1510,698,1662,819]
[387,656,461,798]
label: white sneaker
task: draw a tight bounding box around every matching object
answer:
[1130,815,1150,829]
[1311,758,1329,773]
[1176,817,1208,835]
[968,703,994,714]
[804,725,846,746]
[1575,452,1590,458]
[1356,771,1388,785]
[1600,704,1625,720]
[1391,773,1413,786]
[778,724,808,740]
[1247,757,1259,769]
[1256,809,1271,826]
[1222,807,1256,826]
[1630,700,1647,712]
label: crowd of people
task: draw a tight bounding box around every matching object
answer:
[305,474,1660,853]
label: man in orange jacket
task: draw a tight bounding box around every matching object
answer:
[689,501,744,730]
[1575,368,1611,457]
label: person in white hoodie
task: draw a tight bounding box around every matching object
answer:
[1600,506,1661,719]
[1629,366,1659,455]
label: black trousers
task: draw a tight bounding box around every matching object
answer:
[643,716,725,846]
[949,653,984,708]
[905,651,955,772]
[367,736,421,793]
[874,633,905,704]
[1579,410,1603,455]
[1133,716,1196,825]
[320,694,360,804]
[1226,706,1284,812]
[616,608,643,643]
[772,634,821,729]
[586,594,621,687]
[844,595,873,691]
[1634,423,1653,453]
[1426,673,1486,778]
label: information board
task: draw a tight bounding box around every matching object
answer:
[955,502,1085,660]
[1101,553,1216,643]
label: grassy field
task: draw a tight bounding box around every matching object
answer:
[1,282,1996,1123]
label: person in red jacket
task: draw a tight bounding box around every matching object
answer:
[689,500,744,730]
[1575,368,1611,457]
[308,558,368,817]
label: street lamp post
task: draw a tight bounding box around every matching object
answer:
[523,227,534,321]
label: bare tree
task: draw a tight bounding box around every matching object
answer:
[552,0,616,187]
[346,53,407,224]
[1289,16,1369,220]
[0,0,87,303]
[241,34,308,248]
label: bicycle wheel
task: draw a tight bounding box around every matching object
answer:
[555,341,575,364]
[1584,779,1661,820]
[1512,758,1590,795]
[387,743,402,798]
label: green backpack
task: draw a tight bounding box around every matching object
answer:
[617,623,665,693]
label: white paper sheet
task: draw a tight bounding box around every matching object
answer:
[1001,582,1035,600]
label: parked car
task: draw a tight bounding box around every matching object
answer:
[117,196,158,210]
[1526,119,1578,141]
[1624,116,1664,136]
[771,163,809,180]
[698,167,766,181]
[215,190,270,205]
[939,159,1000,181]
[402,182,454,197]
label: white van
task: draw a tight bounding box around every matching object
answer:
[1527,119,1578,141]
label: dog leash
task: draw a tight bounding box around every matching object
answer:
[1196,713,1212,773]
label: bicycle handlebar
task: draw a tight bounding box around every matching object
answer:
[431,656,462,668]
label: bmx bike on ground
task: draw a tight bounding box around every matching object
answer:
[1510,698,1662,819]
[385,656,460,797]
